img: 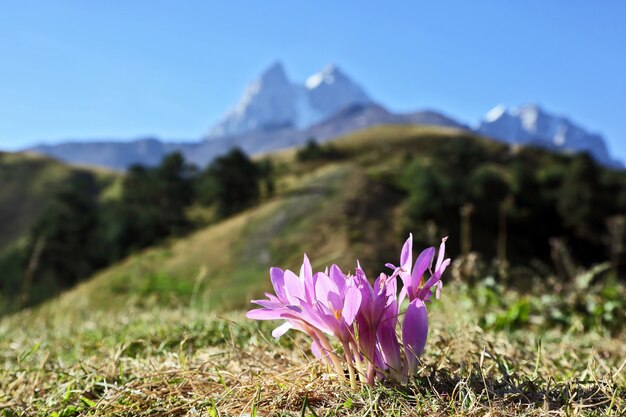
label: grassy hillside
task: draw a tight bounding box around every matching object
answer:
[10,123,626,317]
[37,163,359,316]
[0,151,118,253]
[0,151,120,313]
[2,276,624,415]
[20,125,473,318]
[1,125,625,415]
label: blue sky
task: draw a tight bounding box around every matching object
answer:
[1,1,625,160]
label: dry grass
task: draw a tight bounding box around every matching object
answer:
[2,280,624,416]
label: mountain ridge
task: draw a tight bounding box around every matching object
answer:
[18,63,623,170]
[477,104,622,169]
[27,103,467,169]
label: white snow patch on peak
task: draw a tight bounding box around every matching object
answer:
[518,104,540,132]
[305,72,324,89]
[554,125,567,146]
[305,64,339,89]
[484,104,507,122]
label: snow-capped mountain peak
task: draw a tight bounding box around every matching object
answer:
[478,104,622,168]
[207,62,371,139]
[304,64,371,118]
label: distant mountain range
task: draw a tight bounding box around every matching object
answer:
[24,62,622,170]
[477,104,622,168]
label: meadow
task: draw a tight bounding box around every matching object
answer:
[1,125,625,416]
[2,276,624,415]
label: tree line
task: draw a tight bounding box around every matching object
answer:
[400,137,626,281]
[1,149,272,313]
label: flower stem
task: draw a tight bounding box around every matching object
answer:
[311,329,345,380]
[342,341,358,390]
[349,340,367,383]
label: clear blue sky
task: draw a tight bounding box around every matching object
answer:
[1,1,625,161]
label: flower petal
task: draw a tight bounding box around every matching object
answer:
[246,308,284,320]
[271,321,293,338]
[270,267,287,302]
[400,233,413,273]
[315,272,342,311]
[311,339,323,359]
[409,247,435,299]
[419,258,451,300]
[301,254,313,281]
[342,286,362,325]
[402,299,428,375]
[435,237,448,272]
[250,299,283,309]
[378,319,401,372]
[329,264,348,295]
[283,269,306,304]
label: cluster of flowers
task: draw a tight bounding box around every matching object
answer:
[246,234,450,388]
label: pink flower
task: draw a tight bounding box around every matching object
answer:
[246,234,451,386]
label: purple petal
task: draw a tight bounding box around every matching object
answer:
[409,247,435,298]
[435,237,448,272]
[402,299,428,374]
[315,273,341,311]
[342,286,362,325]
[435,281,443,300]
[413,247,435,280]
[384,274,398,299]
[378,320,401,372]
[264,293,281,303]
[250,299,283,309]
[298,301,334,335]
[329,264,347,294]
[283,269,306,304]
[270,267,287,302]
[246,308,284,320]
[436,258,451,279]
[398,284,409,308]
[311,340,323,359]
[301,254,313,281]
[400,233,413,272]
[418,258,450,300]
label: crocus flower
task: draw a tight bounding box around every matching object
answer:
[246,234,451,387]
[397,236,451,377]
[354,267,400,384]
[246,256,344,372]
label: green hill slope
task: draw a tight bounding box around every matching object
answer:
[0,152,119,312]
[21,123,626,319]
[0,151,118,253]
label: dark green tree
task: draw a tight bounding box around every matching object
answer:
[107,152,196,253]
[26,173,100,299]
[208,148,260,217]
